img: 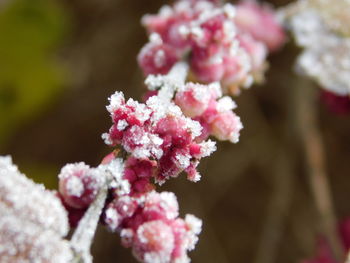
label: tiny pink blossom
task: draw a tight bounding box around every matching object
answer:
[104,191,202,263]
[134,220,175,263]
[58,163,103,209]
[235,0,286,51]
[139,0,285,93]
[103,90,216,184]
[175,82,212,118]
[211,110,243,143]
[138,40,178,76]
[174,82,243,143]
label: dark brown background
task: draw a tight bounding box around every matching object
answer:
[2,0,350,262]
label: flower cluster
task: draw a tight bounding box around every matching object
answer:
[281,0,350,113]
[58,157,203,263]
[104,191,202,263]
[175,81,242,142]
[138,0,285,94]
[57,1,276,262]
[101,87,219,185]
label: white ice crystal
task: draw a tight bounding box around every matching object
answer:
[100,158,130,195]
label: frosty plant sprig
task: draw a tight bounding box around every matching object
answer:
[0,0,285,262]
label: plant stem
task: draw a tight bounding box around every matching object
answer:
[69,62,189,263]
[295,79,343,261]
[70,183,108,263]
[167,61,189,83]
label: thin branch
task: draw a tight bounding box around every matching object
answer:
[69,62,189,263]
[70,182,108,263]
[295,79,343,261]
[254,149,294,263]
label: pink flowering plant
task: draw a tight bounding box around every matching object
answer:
[0,0,286,262]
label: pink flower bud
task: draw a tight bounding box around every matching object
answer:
[104,191,202,263]
[138,41,178,76]
[190,44,225,83]
[134,220,175,263]
[235,0,286,51]
[59,163,103,209]
[175,83,212,117]
[211,111,243,143]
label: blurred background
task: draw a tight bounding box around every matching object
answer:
[1,0,350,262]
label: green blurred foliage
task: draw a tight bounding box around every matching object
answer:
[0,0,68,147]
[20,162,59,189]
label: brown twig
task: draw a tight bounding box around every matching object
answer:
[253,148,294,263]
[295,79,344,261]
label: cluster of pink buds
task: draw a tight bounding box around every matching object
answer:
[58,156,203,262]
[56,1,284,262]
[138,0,285,94]
[175,81,242,142]
[102,84,218,184]
[58,62,242,262]
[104,191,202,263]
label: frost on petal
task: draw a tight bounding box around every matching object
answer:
[211,111,243,143]
[59,162,104,209]
[0,156,69,236]
[105,191,202,263]
[134,220,175,263]
[139,0,283,93]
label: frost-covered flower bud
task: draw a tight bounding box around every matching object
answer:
[0,156,69,236]
[104,195,138,232]
[59,162,104,209]
[190,44,226,83]
[133,220,175,263]
[138,40,178,76]
[175,82,212,117]
[104,190,202,263]
[235,0,286,51]
[211,111,243,143]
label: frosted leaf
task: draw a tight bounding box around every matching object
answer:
[0,156,69,236]
[0,156,72,263]
[0,209,73,263]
